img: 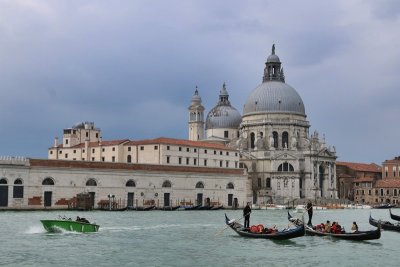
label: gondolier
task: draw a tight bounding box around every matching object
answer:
[243,202,252,228]
[306,201,313,226]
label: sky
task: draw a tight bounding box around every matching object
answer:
[0,0,399,164]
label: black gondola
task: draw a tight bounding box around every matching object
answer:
[288,211,381,241]
[224,213,305,240]
[99,207,128,211]
[373,203,395,209]
[184,204,201,210]
[156,206,180,211]
[127,205,155,211]
[369,214,400,232]
[389,209,400,221]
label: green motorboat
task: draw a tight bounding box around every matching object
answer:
[41,217,99,233]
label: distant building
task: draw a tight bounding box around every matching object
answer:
[336,161,381,200]
[351,157,400,206]
[382,157,400,179]
[49,122,240,169]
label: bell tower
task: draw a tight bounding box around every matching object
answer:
[188,87,205,141]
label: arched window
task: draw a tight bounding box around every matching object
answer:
[277,162,294,172]
[266,178,271,188]
[250,132,255,149]
[226,182,234,189]
[195,181,204,188]
[0,178,7,184]
[127,155,132,163]
[282,131,288,148]
[86,178,97,186]
[126,180,136,187]
[42,177,54,185]
[13,179,23,198]
[162,180,172,188]
[273,131,278,148]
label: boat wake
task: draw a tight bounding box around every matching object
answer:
[25,225,46,234]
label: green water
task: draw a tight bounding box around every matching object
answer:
[0,209,398,267]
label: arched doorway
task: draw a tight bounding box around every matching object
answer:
[0,178,8,207]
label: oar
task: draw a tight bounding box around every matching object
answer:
[214,213,250,236]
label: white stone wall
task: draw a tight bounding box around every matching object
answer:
[0,159,248,209]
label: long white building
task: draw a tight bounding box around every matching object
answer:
[0,156,248,209]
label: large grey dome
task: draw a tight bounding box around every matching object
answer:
[244,45,306,116]
[206,83,242,130]
[243,81,305,116]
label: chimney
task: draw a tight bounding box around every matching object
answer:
[54,137,59,147]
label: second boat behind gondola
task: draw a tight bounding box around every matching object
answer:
[369,214,400,232]
[225,213,305,240]
[288,211,381,241]
[389,208,400,221]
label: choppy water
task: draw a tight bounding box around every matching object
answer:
[0,209,398,267]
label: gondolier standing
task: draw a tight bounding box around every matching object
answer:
[306,200,313,226]
[243,202,252,228]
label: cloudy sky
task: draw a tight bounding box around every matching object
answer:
[0,0,399,164]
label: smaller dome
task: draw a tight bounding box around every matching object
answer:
[206,105,242,130]
[205,83,241,130]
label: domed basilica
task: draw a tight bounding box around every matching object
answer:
[189,45,338,204]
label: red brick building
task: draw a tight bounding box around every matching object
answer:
[382,157,400,179]
[336,161,381,200]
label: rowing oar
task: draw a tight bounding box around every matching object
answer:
[214,213,250,236]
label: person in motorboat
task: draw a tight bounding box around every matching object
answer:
[76,216,90,223]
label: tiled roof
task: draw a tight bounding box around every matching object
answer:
[29,159,244,175]
[124,137,233,150]
[353,177,374,183]
[375,179,400,188]
[336,161,381,173]
[72,139,130,148]
[52,139,130,149]
[51,137,235,151]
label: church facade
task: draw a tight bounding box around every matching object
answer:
[189,45,338,205]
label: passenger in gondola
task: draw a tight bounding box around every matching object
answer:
[351,221,359,232]
[331,222,337,233]
[336,222,343,234]
[314,223,325,232]
[325,220,331,233]
[243,202,252,229]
